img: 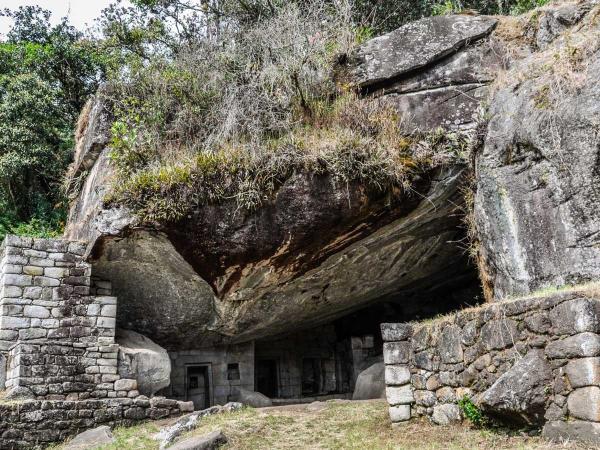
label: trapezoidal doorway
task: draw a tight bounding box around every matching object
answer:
[255,359,279,398]
[186,365,211,410]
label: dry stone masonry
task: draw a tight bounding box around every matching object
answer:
[0,235,192,448]
[382,291,600,443]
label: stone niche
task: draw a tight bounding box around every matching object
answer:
[381,291,600,444]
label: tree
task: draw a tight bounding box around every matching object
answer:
[0,6,106,238]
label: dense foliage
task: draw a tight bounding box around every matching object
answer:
[0,0,550,237]
[0,6,106,239]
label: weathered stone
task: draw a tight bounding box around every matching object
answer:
[474,20,600,299]
[524,313,551,334]
[352,362,385,400]
[431,404,461,425]
[480,319,518,350]
[568,387,600,422]
[414,390,436,407]
[348,15,497,88]
[546,333,600,359]
[236,388,273,407]
[116,329,171,397]
[388,405,411,422]
[3,274,32,287]
[543,420,600,444]
[34,276,60,287]
[480,349,552,425]
[436,387,456,403]
[386,385,414,405]
[383,342,410,365]
[114,378,137,391]
[63,425,115,450]
[168,430,227,450]
[438,325,463,364]
[384,365,411,386]
[550,298,600,335]
[380,323,413,342]
[565,358,600,388]
[23,305,50,319]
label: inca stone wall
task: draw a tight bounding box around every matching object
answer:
[0,396,192,448]
[382,291,600,443]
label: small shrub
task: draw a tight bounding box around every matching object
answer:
[458,396,489,428]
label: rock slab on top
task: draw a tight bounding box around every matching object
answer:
[350,15,498,88]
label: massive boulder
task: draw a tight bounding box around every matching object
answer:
[64,15,507,349]
[116,329,172,396]
[474,4,600,299]
[346,15,502,131]
[479,349,553,425]
[352,361,385,400]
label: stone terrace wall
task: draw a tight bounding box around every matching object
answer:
[0,396,192,448]
[381,291,600,443]
[0,235,134,400]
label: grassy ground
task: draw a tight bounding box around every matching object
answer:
[82,399,593,450]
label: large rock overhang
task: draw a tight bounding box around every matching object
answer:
[88,165,475,350]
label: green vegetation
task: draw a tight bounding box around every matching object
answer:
[459,395,490,428]
[0,6,107,240]
[0,0,557,239]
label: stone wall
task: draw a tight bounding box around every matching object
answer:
[165,342,255,407]
[0,396,192,448]
[382,291,600,443]
[0,235,134,400]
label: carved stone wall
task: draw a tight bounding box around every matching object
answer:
[382,291,600,443]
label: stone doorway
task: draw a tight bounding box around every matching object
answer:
[186,365,211,410]
[255,359,279,398]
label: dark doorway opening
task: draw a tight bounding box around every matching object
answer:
[302,358,322,395]
[186,365,211,410]
[255,359,278,398]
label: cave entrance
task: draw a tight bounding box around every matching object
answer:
[255,359,279,398]
[185,365,211,410]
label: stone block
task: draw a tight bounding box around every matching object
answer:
[68,241,88,256]
[19,328,47,340]
[3,235,33,247]
[1,316,30,329]
[96,296,117,305]
[33,276,60,287]
[389,405,411,422]
[23,287,42,299]
[1,285,23,298]
[436,387,456,403]
[97,317,116,329]
[543,420,600,444]
[480,319,518,350]
[23,266,43,276]
[0,329,18,340]
[414,390,436,407]
[568,387,600,421]
[29,257,54,267]
[3,264,22,274]
[383,342,411,364]
[381,323,413,342]
[431,404,461,425]
[3,274,32,287]
[385,365,411,385]
[565,358,600,388]
[546,333,600,359]
[24,305,50,319]
[101,305,117,318]
[414,351,437,371]
[386,385,414,405]
[2,254,27,265]
[550,298,600,335]
[438,325,464,363]
[44,267,69,278]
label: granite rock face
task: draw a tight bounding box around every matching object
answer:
[344,15,503,130]
[474,5,600,299]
